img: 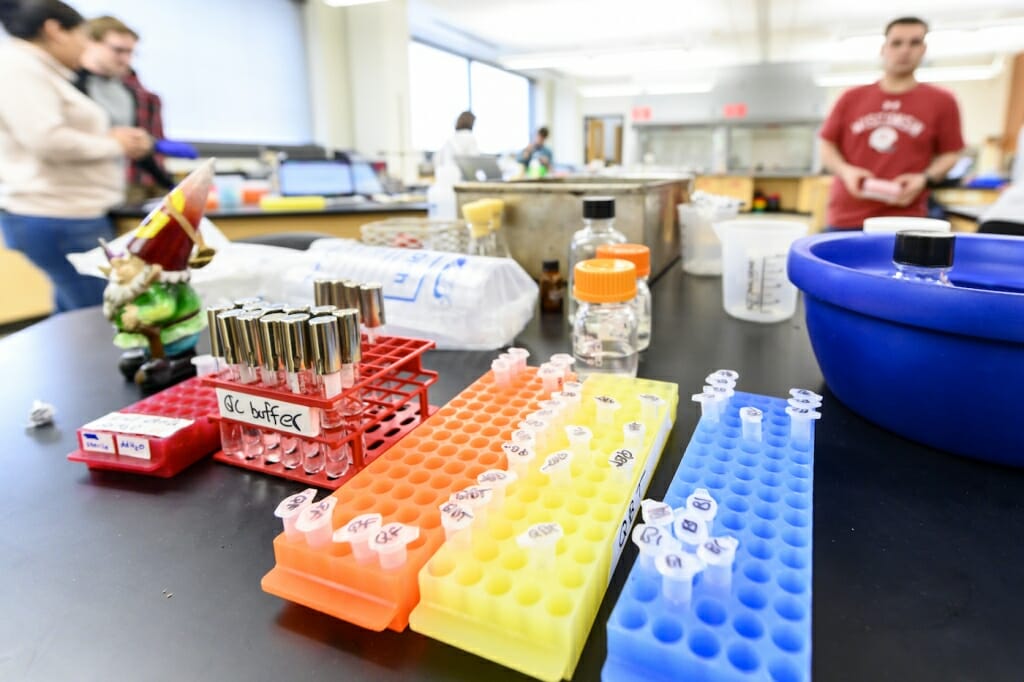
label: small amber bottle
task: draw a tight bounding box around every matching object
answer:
[540,259,566,314]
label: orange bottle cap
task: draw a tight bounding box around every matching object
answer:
[596,243,650,277]
[573,258,637,303]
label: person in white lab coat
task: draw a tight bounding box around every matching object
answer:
[434,111,478,170]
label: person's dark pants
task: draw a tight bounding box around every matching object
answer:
[0,211,113,313]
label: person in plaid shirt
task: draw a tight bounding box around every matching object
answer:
[76,15,174,203]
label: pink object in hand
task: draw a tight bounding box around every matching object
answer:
[861,178,903,203]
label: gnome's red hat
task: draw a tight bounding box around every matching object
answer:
[126,159,214,273]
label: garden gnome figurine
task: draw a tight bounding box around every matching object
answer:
[101,159,216,391]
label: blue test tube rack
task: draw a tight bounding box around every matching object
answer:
[603,389,815,682]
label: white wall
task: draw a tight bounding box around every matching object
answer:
[551,76,583,167]
[72,0,312,144]
[304,2,353,151]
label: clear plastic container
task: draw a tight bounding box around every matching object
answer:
[678,201,738,275]
[712,219,808,323]
[596,243,652,351]
[571,258,639,378]
[567,197,627,324]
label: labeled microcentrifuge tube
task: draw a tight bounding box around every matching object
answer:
[790,388,823,407]
[540,450,573,486]
[686,488,718,531]
[477,469,517,506]
[555,390,582,421]
[539,363,562,393]
[786,405,822,447]
[518,416,550,452]
[507,347,530,374]
[632,523,682,571]
[370,522,420,570]
[332,512,382,564]
[438,501,475,547]
[562,380,584,393]
[712,369,740,383]
[697,536,740,593]
[708,385,735,415]
[502,441,535,474]
[594,394,621,424]
[623,420,645,453]
[517,522,563,572]
[274,488,317,540]
[641,499,675,527]
[705,374,736,390]
[565,425,593,460]
[638,393,666,423]
[450,486,494,525]
[511,428,536,451]
[691,391,720,423]
[787,396,818,411]
[739,406,763,442]
[295,497,337,549]
[655,551,705,607]
[492,358,513,389]
[607,447,636,483]
[673,509,710,552]
[549,353,575,381]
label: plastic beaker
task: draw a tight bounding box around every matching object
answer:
[678,203,737,276]
[712,219,808,323]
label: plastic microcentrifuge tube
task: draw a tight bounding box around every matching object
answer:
[332,512,383,564]
[477,469,518,506]
[502,441,535,474]
[516,522,563,572]
[565,425,593,460]
[712,369,740,383]
[549,352,575,370]
[691,391,720,423]
[641,499,675,527]
[438,501,475,547]
[492,358,513,389]
[638,393,666,423]
[190,354,219,376]
[705,374,736,390]
[450,486,494,525]
[607,447,636,483]
[594,395,621,425]
[623,420,646,453]
[697,536,740,593]
[274,488,317,540]
[294,497,337,549]
[786,405,822,447]
[787,396,818,411]
[655,551,705,607]
[539,363,562,394]
[540,450,573,486]
[518,416,550,452]
[739,406,764,442]
[632,523,682,571]
[790,388,823,407]
[686,487,718,531]
[673,509,710,552]
[370,522,420,570]
[507,347,530,375]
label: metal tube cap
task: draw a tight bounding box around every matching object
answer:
[205,304,234,357]
[313,277,334,307]
[281,313,312,373]
[233,297,263,309]
[216,309,244,364]
[332,308,362,364]
[282,304,310,315]
[309,316,343,375]
[328,280,347,308]
[258,303,287,315]
[310,304,338,316]
[342,280,361,310]
[359,283,386,327]
[237,311,265,367]
[259,313,288,372]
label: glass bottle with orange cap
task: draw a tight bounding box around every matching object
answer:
[571,258,639,378]
[596,243,651,351]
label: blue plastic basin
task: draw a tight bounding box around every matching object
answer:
[788,232,1024,466]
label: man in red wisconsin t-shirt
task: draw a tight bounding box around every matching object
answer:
[819,16,965,229]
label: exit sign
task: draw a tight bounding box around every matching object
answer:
[723,102,748,119]
[631,106,652,122]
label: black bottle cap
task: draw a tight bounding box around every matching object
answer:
[893,230,955,268]
[583,196,615,219]
[542,259,559,272]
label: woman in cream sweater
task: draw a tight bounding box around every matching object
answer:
[0,0,151,312]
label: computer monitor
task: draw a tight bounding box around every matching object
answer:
[455,155,503,182]
[350,161,384,195]
[278,160,354,197]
